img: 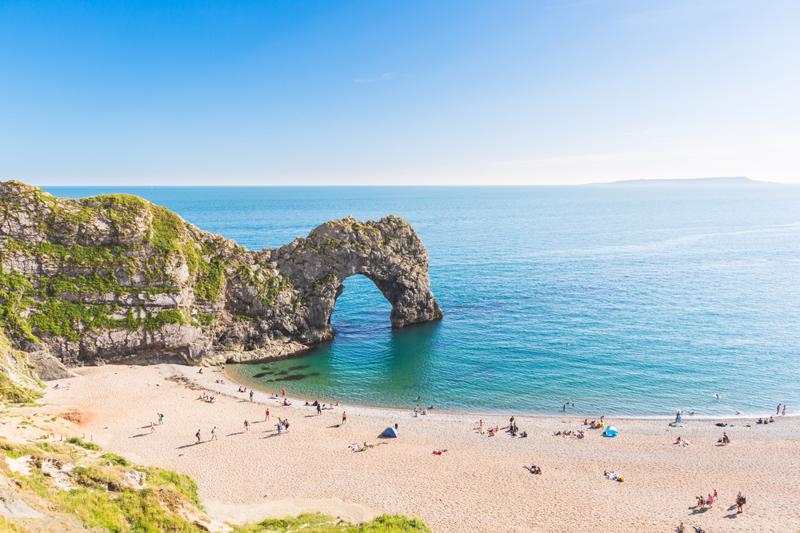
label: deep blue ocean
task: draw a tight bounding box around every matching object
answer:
[47,185,800,416]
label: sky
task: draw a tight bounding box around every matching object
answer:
[0,0,798,186]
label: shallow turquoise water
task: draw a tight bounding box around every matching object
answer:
[47,185,800,416]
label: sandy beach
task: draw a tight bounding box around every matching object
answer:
[42,364,800,533]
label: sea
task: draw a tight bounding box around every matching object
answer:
[46,184,800,417]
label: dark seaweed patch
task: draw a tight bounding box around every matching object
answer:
[287,364,310,371]
[252,372,270,378]
[282,374,307,381]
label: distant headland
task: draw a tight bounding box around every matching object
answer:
[590,176,772,187]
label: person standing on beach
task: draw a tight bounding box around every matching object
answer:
[316,403,322,416]
[777,403,781,415]
[736,492,746,513]
[195,429,201,443]
[782,404,787,416]
[281,388,286,397]
[211,426,218,440]
[244,420,249,432]
[249,390,254,402]
[265,408,270,421]
[341,411,347,425]
[150,422,155,433]
[158,413,164,425]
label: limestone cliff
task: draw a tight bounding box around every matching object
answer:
[0,181,442,367]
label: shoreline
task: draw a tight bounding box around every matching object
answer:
[224,364,796,423]
[42,363,800,532]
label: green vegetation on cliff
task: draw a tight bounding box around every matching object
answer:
[233,514,430,533]
[0,435,428,533]
[0,330,41,403]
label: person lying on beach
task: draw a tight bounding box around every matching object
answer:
[674,436,690,446]
[432,449,447,455]
[603,470,623,482]
[487,425,500,436]
[526,464,542,475]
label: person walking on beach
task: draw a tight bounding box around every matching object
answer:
[782,404,787,416]
[244,420,249,432]
[341,411,347,425]
[249,390,254,402]
[265,408,270,421]
[736,492,746,513]
[158,413,164,425]
[211,426,218,440]
[281,388,286,397]
[316,403,322,416]
[776,403,781,415]
[195,429,201,443]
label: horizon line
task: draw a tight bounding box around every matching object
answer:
[27,178,797,188]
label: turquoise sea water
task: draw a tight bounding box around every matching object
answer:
[47,185,800,416]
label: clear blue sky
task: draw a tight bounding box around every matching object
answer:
[1,0,798,185]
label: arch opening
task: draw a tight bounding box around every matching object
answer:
[329,274,393,335]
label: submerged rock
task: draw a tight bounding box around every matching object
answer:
[0,180,442,370]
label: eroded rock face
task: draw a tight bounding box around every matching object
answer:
[0,181,442,367]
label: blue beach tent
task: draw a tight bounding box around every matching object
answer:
[379,426,398,438]
[602,426,618,438]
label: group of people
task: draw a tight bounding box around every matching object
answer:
[304,399,336,415]
[776,403,787,416]
[695,489,718,509]
[756,416,776,424]
[474,417,527,438]
[276,417,290,434]
[553,429,584,439]
[413,405,434,416]
[584,416,605,429]
[717,432,730,446]
[198,392,216,403]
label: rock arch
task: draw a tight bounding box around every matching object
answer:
[274,215,443,343]
[0,181,442,364]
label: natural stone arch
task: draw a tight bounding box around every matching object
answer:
[274,216,443,344]
[0,181,442,365]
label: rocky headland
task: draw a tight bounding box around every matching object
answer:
[0,181,442,369]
